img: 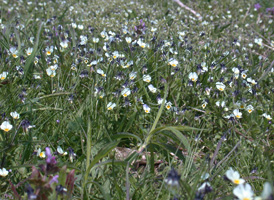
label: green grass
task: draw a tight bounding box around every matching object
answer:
[0,0,273,199]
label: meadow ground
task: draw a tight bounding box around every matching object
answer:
[0,0,274,199]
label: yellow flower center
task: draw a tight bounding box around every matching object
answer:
[12,54,17,58]
[145,110,149,113]
[248,109,252,113]
[28,52,31,55]
[233,179,240,184]
[39,152,44,157]
[219,88,224,91]
[243,198,250,200]
[123,94,127,97]
[192,78,195,81]
[172,64,176,67]
[50,74,55,77]
[141,45,145,48]
[4,128,10,132]
[166,106,171,109]
[236,115,241,118]
[108,107,112,110]
[113,56,117,59]
[1,77,5,80]
[47,51,51,55]
[102,74,106,77]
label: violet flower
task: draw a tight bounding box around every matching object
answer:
[45,147,57,165]
[49,175,59,185]
[254,3,261,10]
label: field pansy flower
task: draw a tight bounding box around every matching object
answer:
[233,109,242,119]
[97,69,106,77]
[37,148,46,158]
[168,59,178,67]
[46,68,56,77]
[137,39,146,48]
[0,72,8,80]
[143,104,151,113]
[233,183,254,200]
[26,47,33,56]
[246,105,254,113]
[216,82,226,91]
[45,46,54,55]
[121,88,131,97]
[262,113,272,120]
[129,72,137,80]
[10,111,20,119]
[148,84,157,93]
[225,167,245,185]
[80,35,88,45]
[143,74,151,83]
[254,38,263,46]
[165,102,172,110]
[60,40,69,49]
[189,72,198,82]
[10,47,18,58]
[125,37,132,44]
[0,121,13,132]
[107,102,116,110]
[202,101,207,109]
[0,168,9,177]
[112,51,119,59]
[57,146,68,156]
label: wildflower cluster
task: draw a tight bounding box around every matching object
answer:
[0,0,273,199]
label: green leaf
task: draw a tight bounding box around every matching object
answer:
[85,140,119,183]
[86,181,111,200]
[111,132,142,143]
